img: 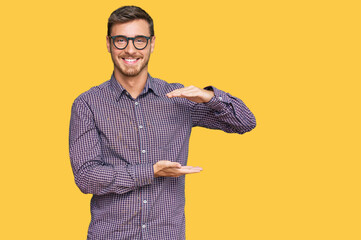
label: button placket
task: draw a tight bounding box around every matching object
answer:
[133,98,151,235]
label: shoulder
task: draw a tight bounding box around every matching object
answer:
[73,80,111,105]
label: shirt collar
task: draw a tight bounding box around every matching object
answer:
[147,74,161,97]
[110,73,160,101]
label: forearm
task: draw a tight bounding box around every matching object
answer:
[72,159,154,195]
[192,86,256,134]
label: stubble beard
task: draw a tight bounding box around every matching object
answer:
[116,52,151,77]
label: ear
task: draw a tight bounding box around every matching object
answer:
[150,36,156,53]
[106,36,111,53]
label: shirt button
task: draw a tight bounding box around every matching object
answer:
[135,102,139,106]
[141,150,146,153]
[142,224,146,229]
[143,200,148,203]
[218,97,223,101]
[139,125,143,129]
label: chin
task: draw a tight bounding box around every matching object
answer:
[115,59,149,78]
[121,67,141,77]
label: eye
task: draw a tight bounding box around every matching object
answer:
[135,37,147,43]
[114,36,127,43]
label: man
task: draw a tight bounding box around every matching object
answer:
[69,5,256,240]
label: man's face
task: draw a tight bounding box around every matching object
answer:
[107,19,155,78]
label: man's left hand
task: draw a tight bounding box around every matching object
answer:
[166,86,215,103]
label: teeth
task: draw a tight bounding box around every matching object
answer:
[124,58,137,62]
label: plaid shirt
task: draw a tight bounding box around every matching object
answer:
[69,73,256,240]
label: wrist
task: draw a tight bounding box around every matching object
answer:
[153,164,159,177]
[203,89,215,103]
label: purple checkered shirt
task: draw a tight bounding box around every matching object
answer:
[69,73,256,240]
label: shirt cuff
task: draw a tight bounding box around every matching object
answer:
[203,86,231,112]
[126,163,155,187]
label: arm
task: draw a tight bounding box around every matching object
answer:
[167,85,256,134]
[69,98,154,195]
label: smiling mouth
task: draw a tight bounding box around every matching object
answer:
[122,58,140,64]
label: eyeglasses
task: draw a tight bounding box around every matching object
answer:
[109,35,152,50]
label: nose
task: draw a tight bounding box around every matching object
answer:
[124,39,137,54]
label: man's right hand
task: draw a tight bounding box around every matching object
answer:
[153,160,203,177]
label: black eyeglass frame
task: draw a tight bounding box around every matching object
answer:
[109,35,152,50]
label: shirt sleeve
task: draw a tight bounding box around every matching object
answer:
[190,86,256,134]
[69,98,154,195]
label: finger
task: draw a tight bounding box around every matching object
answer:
[166,161,181,168]
[159,167,202,177]
[176,88,204,98]
[166,88,187,97]
[181,166,194,169]
[178,167,202,174]
[167,91,185,98]
[169,86,194,93]
[181,166,203,171]
[179,90,200,98]
[174,88,197,95]
[167,91,200,100]
[156,160,181,170]
[166,86,196,98]
[163,166,202,174]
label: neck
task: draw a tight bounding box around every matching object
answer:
[114,69,148,99]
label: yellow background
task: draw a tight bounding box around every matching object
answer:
[1,0,360,239]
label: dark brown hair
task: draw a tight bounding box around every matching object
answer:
[107,6,154,36]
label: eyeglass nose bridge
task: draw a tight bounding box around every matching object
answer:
[124,37,137,50]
